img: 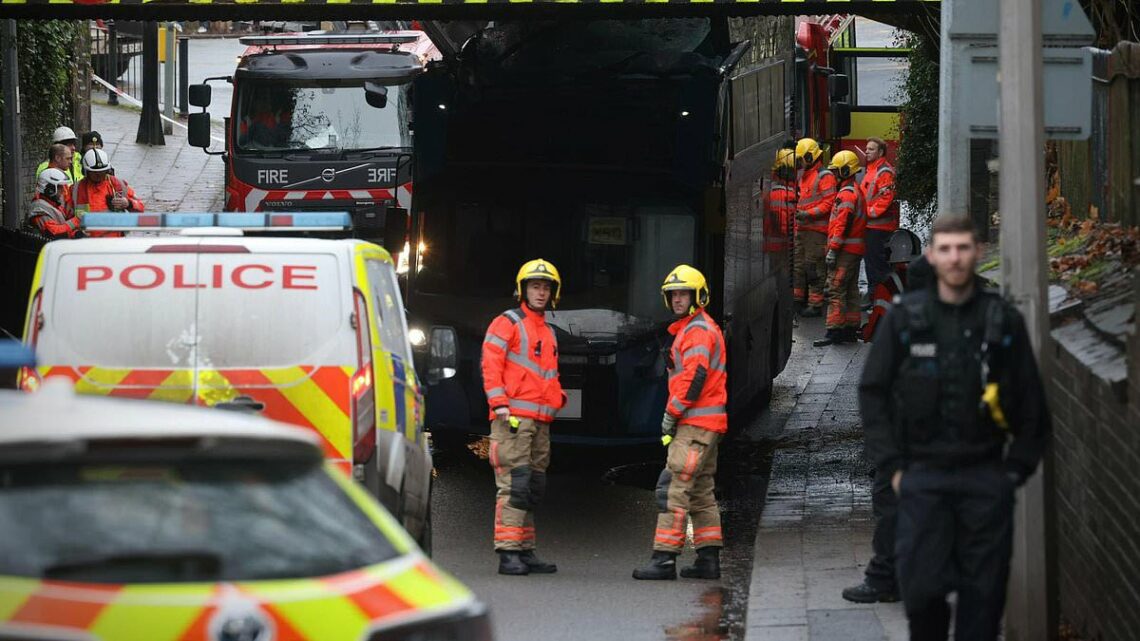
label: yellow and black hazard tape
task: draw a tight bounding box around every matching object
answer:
[0,0,938,19]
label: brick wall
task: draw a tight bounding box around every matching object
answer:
[1049,269,1140,639]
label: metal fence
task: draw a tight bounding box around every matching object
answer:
[88,20,186,114]
[1057,41,1140,227]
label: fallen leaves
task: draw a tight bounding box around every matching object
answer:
[1047,215,1140,298]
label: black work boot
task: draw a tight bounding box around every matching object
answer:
[841,580,899,603]
[518,550,557,574]
[813,329,838,347]
[632,551,678,580]
[498,551,530,576]
[680,547,721,579]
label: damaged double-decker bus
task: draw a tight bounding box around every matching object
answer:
[407,18,795,445]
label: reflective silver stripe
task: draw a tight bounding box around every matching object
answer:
[669,398,686,413]
[484,335,509,351]
[507,352,558,380]
[710,341,725,372]
[509,399,557,416]
[872,185,895,200]
[840,238,865,245]
[684,405,727,418]
[486,387,507,399]
[873,300,893,311]
[682,346,711,361]
[682,320,709,335]
[503,309,523,324]
[889,272,905,293]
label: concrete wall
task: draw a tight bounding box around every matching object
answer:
[1048,269,1140,639]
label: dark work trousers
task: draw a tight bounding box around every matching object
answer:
[864,468,898,591]
[895,463,1015,641]
[864,229,892,291]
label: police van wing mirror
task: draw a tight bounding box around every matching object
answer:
[427,326,458,384]
[365,81,389,109]
[189,84,212,108]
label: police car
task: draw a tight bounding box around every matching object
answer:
[0,382,490,641]
[17,212,459,552]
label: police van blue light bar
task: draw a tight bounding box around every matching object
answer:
[82,212,353,232]
[239,34,420,47]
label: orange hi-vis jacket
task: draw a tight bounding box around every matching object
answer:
[74,175,145,214]
[828,180,868,256]
[860,157,898,232]
[796,165,838,234]
[482,304,565,423]
[863,268,906,342]
[764,178,796,251]
[665,309,728,434]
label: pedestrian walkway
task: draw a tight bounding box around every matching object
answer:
[90,96,225,213]
[745,316,907,641]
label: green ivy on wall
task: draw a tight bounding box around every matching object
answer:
[14,21,83,152]
[893,31,939,225]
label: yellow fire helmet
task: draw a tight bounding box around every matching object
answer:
[773,148,797,180]
[661,264,710,313]
[828,149,861,180]
[515,258,562,308]
[795,137,823,167]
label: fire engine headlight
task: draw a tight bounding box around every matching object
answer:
[409,327,428,348]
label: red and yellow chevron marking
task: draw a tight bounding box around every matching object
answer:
[0,557,474,641]
[28,364,357,469]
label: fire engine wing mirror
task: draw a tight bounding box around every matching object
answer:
[187,113,214,150]
[189,83,212,108]
[383,207,408,256]
[364,81,388,109]
[427,326,458,384]
[828,74,850,101]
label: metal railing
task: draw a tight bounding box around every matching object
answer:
[89,20,187,115]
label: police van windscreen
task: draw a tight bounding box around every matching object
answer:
[43,252,352,369]
[234,81,412,153]
[413,200,696,323]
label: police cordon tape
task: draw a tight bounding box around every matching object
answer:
[91,73,226,144]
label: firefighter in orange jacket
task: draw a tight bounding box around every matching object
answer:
[762,148,797,255]
[794,138,837,317]
[859,137,899,292]
[481,259,565,576]
[633,265,728,581]
[26,168,82,239]
[74,149,145,215]
[816,150,867,347]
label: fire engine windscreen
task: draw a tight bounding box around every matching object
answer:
[235,81,412,152]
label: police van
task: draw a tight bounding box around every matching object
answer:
[17,212,458,550]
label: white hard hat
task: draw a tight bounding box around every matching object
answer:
[52,126,78,144]
[82,148,112,173]
[37,168,71,199]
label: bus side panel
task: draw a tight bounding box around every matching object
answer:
[721,58,794,416]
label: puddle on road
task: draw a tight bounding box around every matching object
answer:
[665,587,730,641]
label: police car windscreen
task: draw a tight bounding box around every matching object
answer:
[235,81,412,153]
[45,252,350,369]
[0,459,400,582]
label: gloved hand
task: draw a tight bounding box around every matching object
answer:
[661,413,678,446]
[494,407,510,421]
[825,249,838,268]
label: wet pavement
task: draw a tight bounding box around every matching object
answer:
[744,316,907,641]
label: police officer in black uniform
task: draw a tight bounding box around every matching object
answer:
[859,215,1050,641]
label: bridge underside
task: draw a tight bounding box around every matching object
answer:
[3,1,939,22]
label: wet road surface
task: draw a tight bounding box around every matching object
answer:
[430,432,774,641]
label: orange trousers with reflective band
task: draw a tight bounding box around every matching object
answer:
[489,416,551,551]
[793,229,827,309]
[827,251,863,330]
[653,425,722,552]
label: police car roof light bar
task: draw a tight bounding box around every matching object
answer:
[82,212,353,232]
[238,34,421,47]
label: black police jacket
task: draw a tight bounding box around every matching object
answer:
[859,286,1050,482]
